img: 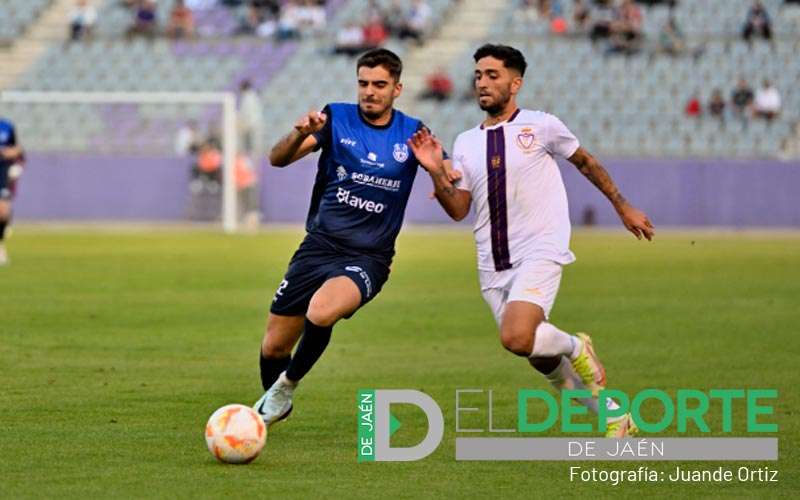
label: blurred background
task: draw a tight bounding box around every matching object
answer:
[1,0,798,229]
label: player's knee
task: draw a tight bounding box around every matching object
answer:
[262,328,293,358]
[0,202,10,220]
[500,325,533,356]
[306,297,341,328]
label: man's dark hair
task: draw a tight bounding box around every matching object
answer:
[473,44,527,77]
[356,48,403,81]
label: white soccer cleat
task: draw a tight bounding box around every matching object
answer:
[253,372,295,428]
[0,244,8,266]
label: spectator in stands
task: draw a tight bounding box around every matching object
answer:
[589,0,616,43]
[572,0,591,33]
[69,0,97,42]
[685,93,702,118]
[657,16,686,56]
[418,68,454,102]
[166,0,196,39]
[362,13,389,49]
[294,0,327,35]
[251,0,281,17]
[519,0,566,34]
[365,0,387,28]
[752,79,781,121]
[708,89,726,121]
[276,0,302,40]
[520,0,549,23]
[383,0,406,37]
[236,4,264,35]
[608,0,644,55]
[731,78,755,118]
[127,0,158,39]
[742,1,773,44]
[399,0,432,45]
[334,22,367,56]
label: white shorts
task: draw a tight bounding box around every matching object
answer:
[479,259,563,326]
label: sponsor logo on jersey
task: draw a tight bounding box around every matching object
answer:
[336,187,386,214]
[340,137,357,147]
[351,172,401,192]
[337,165,348,181]
[392,143,409,162]
[368,152,378,162]
[516,128,536,153]
[360,157,385,168]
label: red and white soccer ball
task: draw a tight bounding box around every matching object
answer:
[205,404,267,464]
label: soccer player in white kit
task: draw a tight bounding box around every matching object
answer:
[408,44,655,437]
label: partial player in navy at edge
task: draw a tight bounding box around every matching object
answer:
[0,117,25,266]
[253,48,449,426]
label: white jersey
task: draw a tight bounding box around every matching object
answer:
[452,109,579,271]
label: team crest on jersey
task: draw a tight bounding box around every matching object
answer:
[516,128,536,153]
[392,143,409,163]
[336,165,348,181]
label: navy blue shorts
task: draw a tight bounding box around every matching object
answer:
[270,233,391,317]
[0,164,11,200]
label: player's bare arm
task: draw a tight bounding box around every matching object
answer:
[0,145,22,160]
[568,146,655,241]
[408,128,471,221]
[268,110,327,167]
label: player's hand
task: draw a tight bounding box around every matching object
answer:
[408,128,444,173]
[443,161,462,183]
[618,205,655,241]
[294,110,327,136]
[427,160,463,199]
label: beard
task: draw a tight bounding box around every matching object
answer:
[478,91,511,116]
[359,101,388,120]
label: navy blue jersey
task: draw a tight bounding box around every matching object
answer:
[0,118,18,170]
[0,119,16,149]
[0,119,19,198]
[305,103,428,263]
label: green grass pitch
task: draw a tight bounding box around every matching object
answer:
[1,227,797,498]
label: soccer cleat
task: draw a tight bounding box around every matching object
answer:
[0,244,8,266]
[570,333,606,397]
[605,413,638,438]
[254,372,295,428]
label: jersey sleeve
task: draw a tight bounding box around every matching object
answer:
[416,121,449,160]
[311,104,333,152]
[451,136,471,192]
[0,121,16,147]
[544,114,579,159]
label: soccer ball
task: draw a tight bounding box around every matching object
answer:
[205,404,267,464]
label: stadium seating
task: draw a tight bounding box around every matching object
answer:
[0,0,52,45]
[2,0,798,159]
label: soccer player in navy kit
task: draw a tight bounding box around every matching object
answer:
[254,49,443,426]
[0,118,25,266]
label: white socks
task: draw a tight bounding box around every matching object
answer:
[531,322,582,359]
[539,356,619,420]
